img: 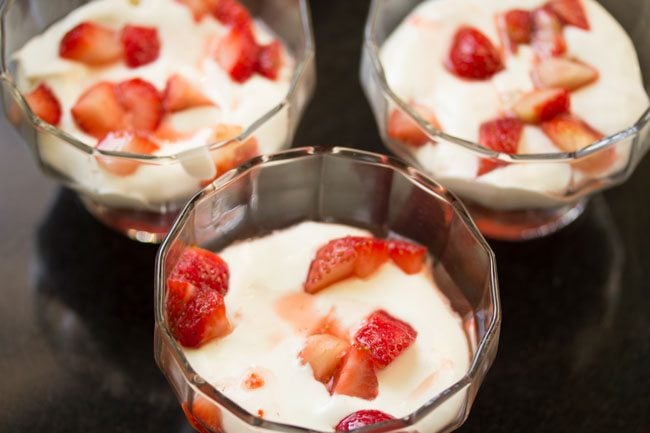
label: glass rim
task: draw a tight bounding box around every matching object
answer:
[363,0,650,164]
[154,145,502,433]
[0,0,315,163]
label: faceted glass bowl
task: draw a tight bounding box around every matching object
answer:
[154,147,501,433]
[360,0,650,240]
[0,0,316,243]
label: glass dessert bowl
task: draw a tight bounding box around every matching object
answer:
[0,0,315,243]
[360,0,650,240]
[154,147,501,433]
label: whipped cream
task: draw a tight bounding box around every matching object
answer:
[183,222,471,432]
[14,0,293,210]
[380,0,649,211]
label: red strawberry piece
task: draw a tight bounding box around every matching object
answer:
[299,334,350,383]
[304,237,389,294]
[330,346,378,400]
[169,246,230,295]
[95,131,160,176]
[212,0,253,28]
[215,136,259,174]
[335,410,395,432]
[477,117,524,176]
[354,310,417,369]
[532,57,599,91]
[163,74,213,112]
[115,78,164,132]
[547,0,590,30]
[71,82,127,138]
[120,25,161,68]
[213,25,259,83]
[387,240,426,274]
[176,0,212,22]
[531,7,567,58]
[182,396,223,433]
[24,83,62,126]
[167,279,230,348]
[541,114,613,174]
[387,103,440,147]
[256,40,283,80]
[513,88,570,124]
[446,26,503,80]
[497,9,533,54]
[59,21,122,65]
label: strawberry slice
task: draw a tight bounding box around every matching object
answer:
[513,88,570,124]
[354,310,417,369]
[387,103,440,147]
[213,25,259,83]
[256,40,283,80]
[212,0,252,28]
[182,396,223,433]
[71,82,127,138]
[176,0,212,21]
[532,57,599,91]
[59,21,122,65]
[24,83,62,126]
[162,74,213,112]
[497,9,533,53]
[304,237,389,294]
[115,78,164,132]
[446,26,503,80]
[335,410,395,432]
[120,25,161,68]
[477,117,524,176]
[169,246,230,295]
[387,240,426,274]
[547,0,590,30]
[95,131,160,176]
[531,7,567,58]
[299,334,350,383]
[330,346,378,400]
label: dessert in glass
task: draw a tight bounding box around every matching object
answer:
[154,147,500,433]
[361,0,650,240]
[1,0,315,242]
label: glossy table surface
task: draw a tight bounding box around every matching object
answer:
[1,1,649,432]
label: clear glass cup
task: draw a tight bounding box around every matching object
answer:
[0,0,316,243]
[360,0,650,240]
[154,147,501,433]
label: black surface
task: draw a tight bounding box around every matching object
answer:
[1,1,649,432]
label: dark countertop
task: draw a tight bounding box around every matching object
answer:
[1,1,648,432]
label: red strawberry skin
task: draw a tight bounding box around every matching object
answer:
[212,0,252,27]
[387,240,426,274]
[121,25,161,68]
[214,25,259,83]
[354,310,417,369]
[548,0,590,30]
[446,26,503,80]
[499,9,533,53]
[95,131,160,176]
[59,21,122,65]
[477,117,524,176]
[256,41,283,80]
[387,103,440,148]
[335,410,395,432]
[71,82,127,138]
[24,83,62,126]
[330,346,379,400]
[115,78,164,132]
[531,7,567,58]
[169,246,230,296]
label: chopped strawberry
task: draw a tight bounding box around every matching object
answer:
[387,240,426,274]
[71,82,127,138]
[24,83,62,126]
[212,0,252,28]
[531,7,567,58]
[354,310,417,369]
[95,131,160,176]
[182,396,223,433]
[547,0,590,30]
[256,40,283,80]
[477,117,524,175]
[213,25,259,83]
[513,88,570,124]
[387,103,440,147]
[299,334,350,383]
[59,21,122,65]
[532,57,599,91]
[304,237,389,294]
[120,25,161,68]
[163,74,213,112]
[169,246,230,295]
[166,279,230,348]
[176,0,212,21]
[335,410,395,432]
[115,78,164,132]
[498,9,533,53]
[330,346,378,400]
[215,136,259,174]
[446,26,503,80]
